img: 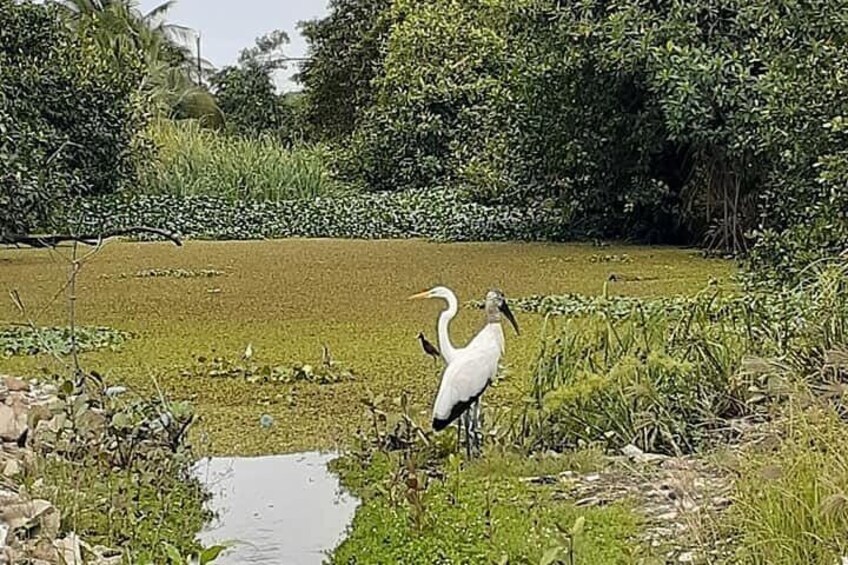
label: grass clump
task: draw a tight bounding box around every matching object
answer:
[728,396,848,564]
[139,119,344,201]
[521,256,848,456]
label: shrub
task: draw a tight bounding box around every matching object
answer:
[0,0,147,234]
[520,257,848,455]
[139,119,342,200]
[62,188,572,241]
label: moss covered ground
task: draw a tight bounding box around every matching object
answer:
[0,239,734,455]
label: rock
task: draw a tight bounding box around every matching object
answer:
[54,533,83,564]
[0,499,60,538]
[0,403,28,443]
[520,475,557,485]
[27,405,53,431]
[84,543,123,565]
[575,496,603,507]
[104,386,127,398]
[3,377,29,393]
[621,443,669,464]
[3,459,21,478]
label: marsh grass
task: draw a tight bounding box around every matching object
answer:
[140,119,344,201]
[330,400,639,565]
[521,287,755,454]
[522,255,848,456]
[726,394,848,564]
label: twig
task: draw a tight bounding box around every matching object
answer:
[69,241,82,380]
[0,226,183,248]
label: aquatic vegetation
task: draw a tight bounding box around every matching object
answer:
[180,353,356,385]
[0,325,131,357]
[114,268,225,279]
[62,188,572,242]
[0,240,733,454]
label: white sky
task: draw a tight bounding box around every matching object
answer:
[139,0,329,91]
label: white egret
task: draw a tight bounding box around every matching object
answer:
[409,287,519,455]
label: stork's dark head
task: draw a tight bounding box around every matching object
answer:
[485,289,519,335]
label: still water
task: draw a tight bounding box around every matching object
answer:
[194,452,359,564]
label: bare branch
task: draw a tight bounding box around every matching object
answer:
[0,226,183,248]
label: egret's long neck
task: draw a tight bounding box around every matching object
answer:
[437,292,458,362]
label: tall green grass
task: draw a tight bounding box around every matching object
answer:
[139,119,345,200]
[730,394,848,564]
[521,258,848,456]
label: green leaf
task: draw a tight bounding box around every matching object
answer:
[539,547,562,565]
[570,516,585,536]
[199,544,228,564]
[162,542,183,563]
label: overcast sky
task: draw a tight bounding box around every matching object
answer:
[139,0,329,91]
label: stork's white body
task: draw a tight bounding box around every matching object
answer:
[432,322,504,430]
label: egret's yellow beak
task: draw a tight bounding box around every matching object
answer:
[408,290,430,300]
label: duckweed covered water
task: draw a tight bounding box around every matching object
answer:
[0,239,734,454]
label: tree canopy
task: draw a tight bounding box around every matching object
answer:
[296,0,848,266]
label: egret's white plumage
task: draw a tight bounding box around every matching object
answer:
[409,286,519,455]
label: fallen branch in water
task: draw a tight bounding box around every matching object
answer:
[0,226,182,248]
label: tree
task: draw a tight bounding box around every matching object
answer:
[297,0,392,139]
[1,0,148,235]
[54,0,221,125]
[209,30,297,140]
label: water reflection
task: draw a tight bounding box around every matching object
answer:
[194,451,359,564]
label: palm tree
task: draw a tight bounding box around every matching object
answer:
[54,0,222,125]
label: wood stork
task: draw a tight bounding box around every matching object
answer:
[409,286,519,455]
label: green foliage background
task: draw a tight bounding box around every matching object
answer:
[0,0,148,234]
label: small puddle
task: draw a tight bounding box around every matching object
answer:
[194,451,359,564]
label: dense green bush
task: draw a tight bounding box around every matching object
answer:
[63,189,572,241]
[210,63,294,140]
[0,0,148,235]
[747,115,848,285]
[139,119,340,200]
[337,0,513,193]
